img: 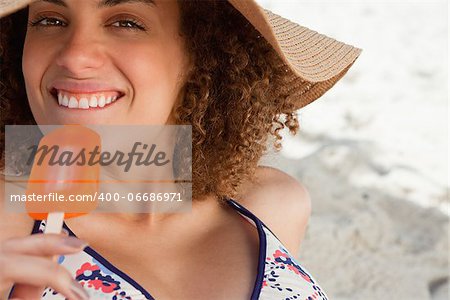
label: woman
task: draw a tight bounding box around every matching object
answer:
[0,0,362,299]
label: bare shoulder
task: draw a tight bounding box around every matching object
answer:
[0,176,36,241]
[235,166,312,256]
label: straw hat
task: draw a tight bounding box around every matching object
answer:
[0,0,362,110]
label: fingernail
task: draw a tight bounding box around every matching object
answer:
[70,280,90,300]
[62,236,88,250]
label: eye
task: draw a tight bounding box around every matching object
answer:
[108,19,146,31]
[29,16,67,27]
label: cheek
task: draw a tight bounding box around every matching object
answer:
[22,36,43,112]
[22,34,57,124]
[22,35,48,99]
[118,44,186,117]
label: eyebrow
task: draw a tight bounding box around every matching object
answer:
[38,0,156,8]
[98,0,156,8]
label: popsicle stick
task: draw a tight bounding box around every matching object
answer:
[44,212,65,234]
[43,212,65,262]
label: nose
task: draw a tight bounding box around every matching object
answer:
[55,27,106,76]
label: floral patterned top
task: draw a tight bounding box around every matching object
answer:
[8,198,329,300]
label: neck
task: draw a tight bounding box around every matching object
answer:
[101,193,223,229]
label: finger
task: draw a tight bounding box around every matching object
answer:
[1,234,88,256]
[2,254,89,300]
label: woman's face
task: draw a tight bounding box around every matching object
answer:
[23,0,190,125]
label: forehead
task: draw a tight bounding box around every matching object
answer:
[28,0,182,23]
[35,0,157,7]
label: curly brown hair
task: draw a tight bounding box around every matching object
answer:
[0,1,301,205]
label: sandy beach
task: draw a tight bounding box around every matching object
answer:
[258,1,449,299]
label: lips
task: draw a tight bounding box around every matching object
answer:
[52,89,123,109]
[49,81,126,110]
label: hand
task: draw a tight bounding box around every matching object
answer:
[0,233,90,300]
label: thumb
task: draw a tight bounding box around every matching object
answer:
[9,283,45,300]
[61,228,70,237]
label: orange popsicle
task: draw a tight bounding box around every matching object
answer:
[25,125,100,233]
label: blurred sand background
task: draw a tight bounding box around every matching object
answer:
[256,1,449,299]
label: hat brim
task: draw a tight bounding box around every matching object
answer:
[0,0,30,18]
[1,0,362,110]
[229,0,362,109]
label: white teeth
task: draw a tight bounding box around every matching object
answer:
[68,97,78,108]
[89,96,98,108]
[62,95,69,106]
[98,95,106,107]
[79,98,89,109]
[56,91,119,109]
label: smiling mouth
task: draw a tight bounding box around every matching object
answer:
[50,88,125,109]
